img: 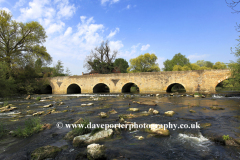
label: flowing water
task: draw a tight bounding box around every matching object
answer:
[0,92,240,160]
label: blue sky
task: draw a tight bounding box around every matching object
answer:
[0,0,239,75]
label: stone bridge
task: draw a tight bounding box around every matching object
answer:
[45,69,231,94]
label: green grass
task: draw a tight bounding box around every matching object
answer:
[36,97,41,101]
[2,101,8,107]
[0,123,7,138]
[222,135,231,140]
[71,119,91,136]
[13,118,43,138]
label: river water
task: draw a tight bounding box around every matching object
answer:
[0,92,240,160]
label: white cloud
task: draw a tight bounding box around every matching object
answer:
[141,44,150,51]
[14,0,26,8]
[1,7,11,13]
[126,5,130,9]
[46,21,65,35]
[157,57,165,70]
[187,53,209,60]
[56,0,76,19]
[109,40,124,51]
[64,27,72,36]
[101,0,120,5]
[18,0,51,22]
[107,28,119,38]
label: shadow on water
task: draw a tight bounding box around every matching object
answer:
[0,93,240,159]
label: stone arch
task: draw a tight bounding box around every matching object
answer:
[41,84,52,94]
[122,82,140,93]
[93,83,110,93]
[166,83,186,93]
[214,76,229,88]
[67,84,81,94]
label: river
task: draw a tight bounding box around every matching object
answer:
[0,92,240,160]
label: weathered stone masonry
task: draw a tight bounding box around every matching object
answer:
[48,69,230,94]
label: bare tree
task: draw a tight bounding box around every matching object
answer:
[226,0,240,13]
[84,40,117,74]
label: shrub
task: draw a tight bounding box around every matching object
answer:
[71,119,91,136]
[222,135,231,140]
[36,97,41,101]
[13,117,42,138]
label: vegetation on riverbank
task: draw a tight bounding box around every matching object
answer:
[13,118,43,138]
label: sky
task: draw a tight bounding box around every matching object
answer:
[0,0,239,75]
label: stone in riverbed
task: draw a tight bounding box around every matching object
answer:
[146,124,170,136]
[200,123,211,128]
[148,108,154,113]
[108,109,117,114]
[99,112,108,118]
[164,111,175,117]
[43,104,53,108]
[73,129,113,146]
[33,111,44,116]
[128,108,139,112]
[153,110,159,114]
[26,95,31,100]
[31,145,62,160]
[210,106,225,110]
[87,143,106,160]
[189,110,196,113]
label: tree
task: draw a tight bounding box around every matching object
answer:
[114,58,129,73]
[0,62,15,96]
[127,53,160,73]
[226,0,240,13]
[52,60,65,76]
[0,10,52,77]
[195,60,213,68]
[163,53,190,71]
[172,65,182,71]
[212,62,227,69]
[65,67,71,76]
[84,40,117,74]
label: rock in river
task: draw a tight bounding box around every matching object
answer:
[87,143,106,160]
[73,129,113,146]
[99,112,108,118]
[43,104,53,108]
[147,124,170,136]
[128,108,139,112]
[164,111,175,116]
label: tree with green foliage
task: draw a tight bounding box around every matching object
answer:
[84,40,117,74]
[0,62,15,96]
[212,62,227,69]
[52,60,65,76]
[0,10,52,77]
[195,60,214,68]
[127,53,160,73]
[114,58,129,73]
[65,67,71,76]
[163,53,190,71]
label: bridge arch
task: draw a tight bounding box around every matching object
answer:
[67,84,81,94]
[41,84,52,94]
[93,83,110,93]
[166,83,186,93]
[122,82,140,93]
